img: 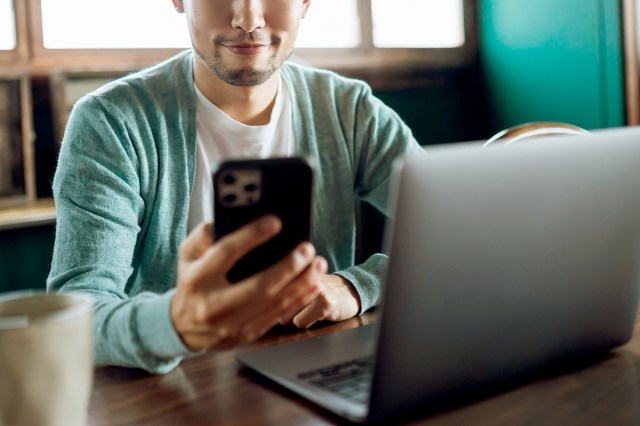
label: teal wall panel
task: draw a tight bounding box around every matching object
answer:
[374,69,492,145]
[0,225,55,293]
[479,0,625,131]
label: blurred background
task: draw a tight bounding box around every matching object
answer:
[0,0,638,292]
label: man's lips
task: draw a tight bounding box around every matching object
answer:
[222,43,271,55]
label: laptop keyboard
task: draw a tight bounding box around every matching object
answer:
[296,356,374,404]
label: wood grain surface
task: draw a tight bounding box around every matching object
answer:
[88,312,640,425]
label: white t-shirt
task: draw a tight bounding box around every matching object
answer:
[187,78,295,233]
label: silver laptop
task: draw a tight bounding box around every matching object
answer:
[237,126,640,423]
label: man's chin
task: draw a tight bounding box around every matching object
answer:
[196,45,282,86]
[215,66,277,87]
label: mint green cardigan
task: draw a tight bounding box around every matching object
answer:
[47,51,420,373]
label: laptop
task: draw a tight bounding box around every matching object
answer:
[237,126,640,424]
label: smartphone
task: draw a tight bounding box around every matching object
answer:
[213,157,314,283]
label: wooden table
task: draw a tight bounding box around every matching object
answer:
[88,312,640,425]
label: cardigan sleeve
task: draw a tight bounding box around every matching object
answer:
[47,95,194,374]
[335,85,422,313]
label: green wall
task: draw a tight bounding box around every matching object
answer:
[375,67,492,145]
[479,0,625,132]
[0,224,55,293]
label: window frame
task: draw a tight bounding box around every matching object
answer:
[22,0,476,73]
[0,72,36,208]
[623,0,640,125]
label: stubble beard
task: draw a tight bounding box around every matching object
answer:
[194,36,286,87]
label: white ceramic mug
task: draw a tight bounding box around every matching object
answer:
[0,291,94,426]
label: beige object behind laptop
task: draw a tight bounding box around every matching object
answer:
[482,121,591,146]
[238,126,640,423]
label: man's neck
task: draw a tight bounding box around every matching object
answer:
[193,58,279,126]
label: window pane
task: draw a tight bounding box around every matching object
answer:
[41,0,190,49]
[41,0,358,50]
[296,0,360,48]
[371,0,465,48]
[0,0,16,50]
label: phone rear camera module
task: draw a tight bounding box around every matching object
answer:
[217,168,262,207]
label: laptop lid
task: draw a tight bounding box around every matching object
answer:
[237,126,640,423]
[370,126,640,420]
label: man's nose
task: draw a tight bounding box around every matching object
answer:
[231,0,266,33]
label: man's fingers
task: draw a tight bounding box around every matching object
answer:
[199,271,321,349]
[292,299,327,329]
[277,258,328,325]
[225,256,326,339]
[216,244,317,318]
[239,281,320,343]
[187,248,321,329]
[180,222,215,261]
[244,244,318,298]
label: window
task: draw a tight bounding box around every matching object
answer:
[30,0,473,70]
[0,0,27,64]
[0,0,16,50]
[40,0,190,49]
[370,0,465,48]
[40,0,363,50]
[297,0,472,70]
[299,0,466,49]
[296,0,361,48]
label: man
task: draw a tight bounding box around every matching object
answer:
[47,0,420,374]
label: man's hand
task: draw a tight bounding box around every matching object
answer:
[281,274,362,329]
[171,216,327,350]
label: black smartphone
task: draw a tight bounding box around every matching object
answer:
[213,157,314,283]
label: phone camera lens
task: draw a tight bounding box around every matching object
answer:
[223,193,237,204]
[222,172,236,185]
[245,183,258,192]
